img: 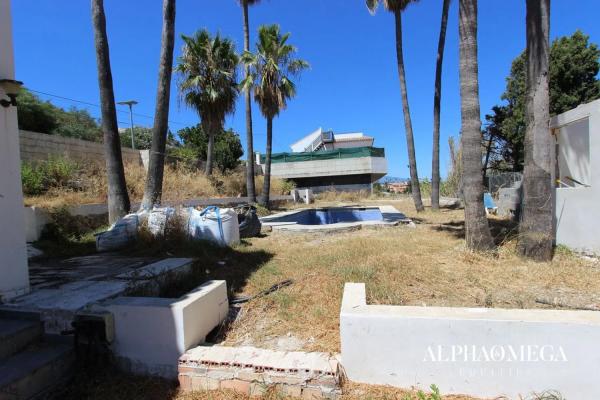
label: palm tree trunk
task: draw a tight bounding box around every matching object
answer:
[242,1,256,202]
[260,117,273,208]
[393,9,424,212]
[518,0,553,261]
[458,0,495,251]
[431,0,451,211]
[205,123,215,176]
[141,0,176,210]
[91,0,130,224]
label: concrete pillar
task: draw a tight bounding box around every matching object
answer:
[0,0,30,301]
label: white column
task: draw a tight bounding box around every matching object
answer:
[0,0,30,301]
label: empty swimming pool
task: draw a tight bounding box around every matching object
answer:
[260,205,414,232]
[268,207,382,225]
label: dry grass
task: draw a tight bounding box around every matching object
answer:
[212,197,600,354]
[23,162,291,208]
[55,195,595,400]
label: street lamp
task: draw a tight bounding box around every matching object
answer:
[117,100,138,149]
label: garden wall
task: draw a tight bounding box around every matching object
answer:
[340,283,600,399]
[19,130,143,165]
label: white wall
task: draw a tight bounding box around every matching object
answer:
[551,99,600,254]
[106,280,229,378]
[290,128,322,152]
[0,0,29,301]
[340,283,600,399]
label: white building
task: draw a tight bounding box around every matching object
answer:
[260,128,387,193]
[551,99,600,254]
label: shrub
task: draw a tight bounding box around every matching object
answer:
[168,146,199,169]
[21,163,46,195]
[44,156,79,188]
[21,156,79,196]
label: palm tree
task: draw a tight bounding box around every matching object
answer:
[518,0,553,261]
[239,0,262,202]
[366,0,424,212]
[91,0,130,223]
[458,0,494,251]
[176,30,239,176]
[431,0,451,211]
[242,25,308,208]
[141,0,176,209]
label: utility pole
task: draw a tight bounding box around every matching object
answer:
[117,100,138,149]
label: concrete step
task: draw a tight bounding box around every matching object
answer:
[0,319,42,360]
[0,337,74,400]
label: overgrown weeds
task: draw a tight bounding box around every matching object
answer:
[21,156,79,195]
[23,159,293,208]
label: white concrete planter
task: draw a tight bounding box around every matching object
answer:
[340,283,600,399]
[106,280,229,378]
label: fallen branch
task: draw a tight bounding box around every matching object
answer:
[230,279,294,305]
[535,297,600,311]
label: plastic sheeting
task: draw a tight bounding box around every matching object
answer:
[187,206,240,246]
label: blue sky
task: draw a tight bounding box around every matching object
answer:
[11,0,600,178]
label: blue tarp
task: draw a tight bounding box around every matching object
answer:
[484,193,497,209]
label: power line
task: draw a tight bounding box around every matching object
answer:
[26,87,288,150]
[25,88,188,127]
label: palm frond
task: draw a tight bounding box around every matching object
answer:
[241,24,308,119]
[175,29,240,128]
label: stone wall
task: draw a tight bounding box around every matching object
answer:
[19,130,143,165]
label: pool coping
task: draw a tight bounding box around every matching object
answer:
[260,205,414,233]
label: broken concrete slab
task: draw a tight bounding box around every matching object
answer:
[3,258,195,334]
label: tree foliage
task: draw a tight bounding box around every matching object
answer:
[17,89,102,142]
[241,24,309,120]
[174,124,243,172]
[119,126,153,150]
[175,29,239,175]
[486,31,600,172]
[242,24,308,207]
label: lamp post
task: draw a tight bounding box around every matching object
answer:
[117,100,138,149]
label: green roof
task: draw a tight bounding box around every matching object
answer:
[260,146,385,164]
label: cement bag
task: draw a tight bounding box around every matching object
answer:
[187,206,240,246]
[95,213,139,252]
[147,207,175,237]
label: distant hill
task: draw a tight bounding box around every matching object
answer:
[379,176,410,184]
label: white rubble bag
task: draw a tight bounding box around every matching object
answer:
[187,206,240,246]
[95,213,139,252]
[147,207,176,237]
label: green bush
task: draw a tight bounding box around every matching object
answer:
[21,163,46,195]
[168,146,200,169]
[21,156,79,195]
[279,179,296,195]
[44,156,78,187]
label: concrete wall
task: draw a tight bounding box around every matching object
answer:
[264,156,387,180]
[340,283,600,399]
[19,130,143,165]
[106,280,229,378]
[551,99,600,254]
[0,0,30,301]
